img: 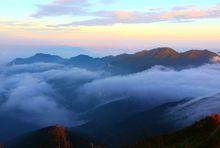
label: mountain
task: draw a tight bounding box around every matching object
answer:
[5,108,220,148]
[2,93,220,148]
[8,48,220,74]
[8,53,66,65]
[170,93,220,128]
[105,48,219,74]
[72,93,220,147]
[65,55,107,70]
[6,126,104,148]
[71,98,189,147]
[129,114,220,148]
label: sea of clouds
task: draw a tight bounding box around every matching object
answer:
[0,62,220,127]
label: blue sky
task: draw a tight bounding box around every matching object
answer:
[1,0,220,18]
[0,0,220,62]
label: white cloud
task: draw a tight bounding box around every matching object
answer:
[0,63,103,126]
[52,3,220,26]
[77,64,220,110]
[211,56,220,63]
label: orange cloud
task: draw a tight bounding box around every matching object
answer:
[53,3,220,26]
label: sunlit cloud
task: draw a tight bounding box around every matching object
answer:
[31,0,90,18]
[0,1,220,55]
[31,0,116,18]
[53,3,220,26]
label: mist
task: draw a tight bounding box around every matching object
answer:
[0,62,220,128]
[77,64,220,110]
[0,63,104,126]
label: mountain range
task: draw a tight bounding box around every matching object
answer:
[4,93,219,147]
[130,114,220,148]
[1,47,220,148]
[9,47,220,74]
[3,114,220,148]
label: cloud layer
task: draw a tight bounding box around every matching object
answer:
[0,63,103,126]
[31,0,115,18]
[77,64,220,110]
[32,2,220,26]
[62,4,220,26]
[1,61,220,128]
[31,0,90,17]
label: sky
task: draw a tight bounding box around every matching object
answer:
[0,0,220,62]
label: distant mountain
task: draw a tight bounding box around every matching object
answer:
[64,55,107,70]
[8,53,66,65]
[130,114,220,148]
[106,48,219,74]
[8,48,220,74]
[6,126,104,148]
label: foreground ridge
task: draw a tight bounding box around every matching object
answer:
[128,114,220,148]
[4,114,220,148]
[6,125,105,148]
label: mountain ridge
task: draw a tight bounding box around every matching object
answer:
[6,125,104,148]
[129,114,220,148]
[4,114,220,148]
[8,47,220,74]
[9,53,66,65]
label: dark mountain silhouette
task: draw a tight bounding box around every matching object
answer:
[65,93,220,147]
[64,55,107,70]
[8,53,66,65]
[0,115,38,143]
[5,112,220,148]
[8,48,220,74]
[71,99,189,147]
[129,114,220,148]
[6,126,104,148]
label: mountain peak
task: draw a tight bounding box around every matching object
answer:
[34,53,51,56]
[32,53,64,59]
[73,54,93,59]
[148,47,179,58]
[8,53,65,65]
[182,49,218,58]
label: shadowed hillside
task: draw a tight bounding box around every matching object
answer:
[6,126,105,148]
[128,114,220,148]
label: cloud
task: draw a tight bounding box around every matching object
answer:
[31,0,117,18]
[172,93,220,126]
[96,0,116,5]
[31,0,90,18]
[3,63,64,75]
[53,3,220,26]
[1,60,220,128]
[1,75,71,126]
[172,5,196,11]
[211,56,220,63]
[77,64,220,110]
[0,63,103,126]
